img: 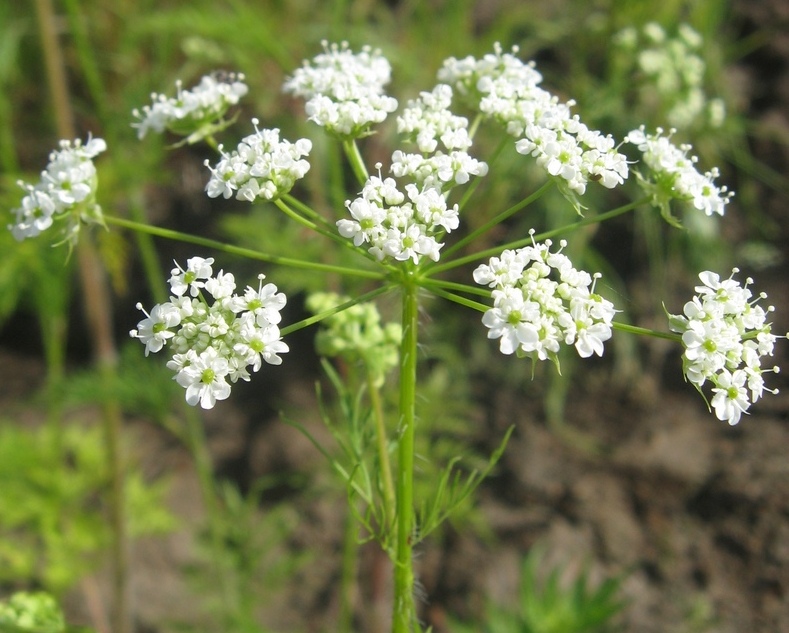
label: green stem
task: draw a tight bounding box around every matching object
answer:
[274,197,392,267]
[456,134,509,213]
[343,138,370,186]
[338,503,359,633]
[431,195,649,275]
[103,214,386,280]
[423,285,490,313]
[204,134,220,152]
[531,195,650,243]
[420,277,492,299]
[467,113,483,140]
[367,370,396,532]
[393,278,419,633]
[282,193,335,228]
[438,180,554,262]
[130,193,168,303]
[274,197,324,233]
[612,321,681,342]
[280,285,395,337]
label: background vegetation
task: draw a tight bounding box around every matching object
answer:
[1,1,787,632]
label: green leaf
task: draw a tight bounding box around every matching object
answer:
[416,425,514,542]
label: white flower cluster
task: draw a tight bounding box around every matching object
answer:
[474,233,616,361]
[204,119,312,201]
[9,136,107,243]
[437,43,544,124]
[337,172,458,264]
[282,41,398,138]
[130,257,288,409]
[668,270,780,425]
[439,44,628,196]
[391,84,488,190]
[396,84,473,153]
[626,126,732,217]
[132,72,248,139]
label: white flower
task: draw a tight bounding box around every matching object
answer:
[626,126,733,218]
[132,72,248,140]
[204,270,236,300]
[397,84,473,153]
[169,257,215,297]
[234,274,287,326]
[132,259,289,408]
[710,369,750,425]
[175,347,232,409]
[9,136,107,245]
[338,195,388,246]
[337,173,456,265]
[283,41,398,138]
[569,297,613,358]
[391,150,488,191]
[234,319,289,371]
[669,269,783,424]
[204,120,312,202]
[130,302,182,356]
[481,288,540,355]
[440,44,628,196]
[475,233,616,362]
[472,250,526,288]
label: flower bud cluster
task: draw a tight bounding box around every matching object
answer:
[306,292,402,386]
[204,119,312,202]
[614,22,725,129]
[668,270,781,425]
[9,136,107,245]
[391,84,488,190]
[283,41,398,138]
[130,257,288,409]
[337,172,458,265]
[474,233,616,362]
[626,126,733,217]
[439,44,629,196]
[132,72,248,140]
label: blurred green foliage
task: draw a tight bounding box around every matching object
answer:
[453,546,627,633]
[0,420,174,593]
[0,591,94,633]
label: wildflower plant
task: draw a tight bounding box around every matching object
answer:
[8,38,786,633]
[130,257,288,409]
[132,72,249,144]
[625,125,732,225]
[668,269,779,425]
[9,136,106,248]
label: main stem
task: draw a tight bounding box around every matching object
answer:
[393,279,419,633]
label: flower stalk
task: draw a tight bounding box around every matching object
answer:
[393,276,419,633]
[103,215,386,280]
